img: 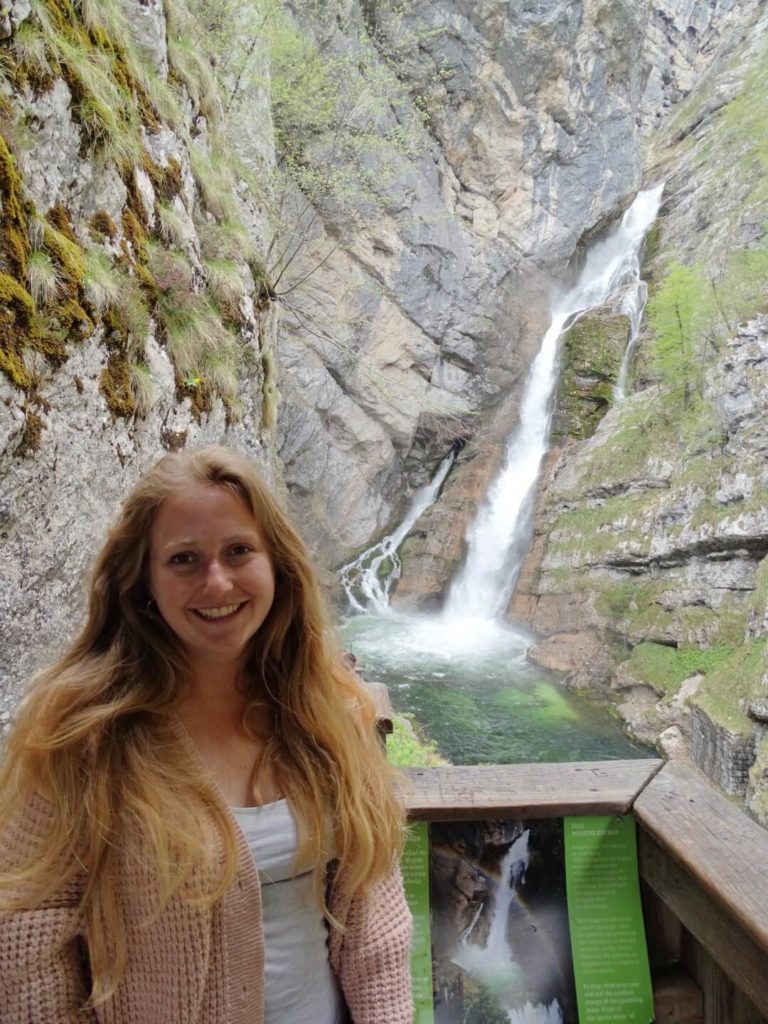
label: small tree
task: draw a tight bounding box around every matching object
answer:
[647,262,712,409]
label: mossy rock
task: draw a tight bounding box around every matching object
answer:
[0,134,29,279]
[99,351,136,417]
[694,638,766,732]
[553,309,630,440]
[622,641,736,701]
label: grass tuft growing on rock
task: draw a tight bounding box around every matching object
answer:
[624,642,736,700]
[694,639,766,732]
[129,360,157,417]
[83,248,122,313]
[27,251,61,306]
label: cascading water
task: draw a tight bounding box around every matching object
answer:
[615,184,664,398]
[338,190,661,767]
[339,449,455,613]
[445,185,664,622]
[453,831,564,1024]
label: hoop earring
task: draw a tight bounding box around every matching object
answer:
[147,598,157,612]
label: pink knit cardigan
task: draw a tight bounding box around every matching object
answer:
[0,793,414,1023]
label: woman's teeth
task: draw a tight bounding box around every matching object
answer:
[196,603,242,620]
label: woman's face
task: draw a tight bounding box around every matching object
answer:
[148,483,276,673]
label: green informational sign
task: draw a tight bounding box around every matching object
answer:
[564,815,654,1024]
[402,821,434,1024]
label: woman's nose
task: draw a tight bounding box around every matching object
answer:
[202,558,230,591]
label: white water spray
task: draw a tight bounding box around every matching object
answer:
[339,450,455,613]
[453,831,564,1024]
[445,185,663,621]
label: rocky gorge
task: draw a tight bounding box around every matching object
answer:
[1,0,767,821]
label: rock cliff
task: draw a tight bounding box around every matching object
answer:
[514,2,768,822]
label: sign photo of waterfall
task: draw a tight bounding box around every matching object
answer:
[428,819,575,1024]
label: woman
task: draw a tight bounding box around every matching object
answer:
[0,446,413,1023]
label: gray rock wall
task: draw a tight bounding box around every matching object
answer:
[0,0,277,716]
[509,0,768,821]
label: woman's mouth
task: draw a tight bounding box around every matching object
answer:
[193,602,245,621]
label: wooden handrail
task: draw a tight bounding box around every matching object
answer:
[634,760,768,1013]
[402,758,663,819]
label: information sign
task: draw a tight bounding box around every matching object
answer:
[564,815,654,1024]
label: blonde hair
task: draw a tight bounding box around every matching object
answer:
[0,446,404,1005]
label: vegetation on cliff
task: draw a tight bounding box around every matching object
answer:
[0,0,286,436]
[528,21,768,818]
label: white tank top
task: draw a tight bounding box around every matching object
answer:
[230,800,346,1024]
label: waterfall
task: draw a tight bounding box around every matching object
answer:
[339,450,455,613]
[615,183,664,397]
[484,831,529,963]
[445,185,663,621]
[453,831,564,1024]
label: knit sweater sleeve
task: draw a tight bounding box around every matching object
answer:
[329,865,414,1024]
[0,797,96,1023]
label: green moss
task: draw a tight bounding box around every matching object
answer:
[176,374,214,417]
[554,312,629,440]
[88,209,118,239]
[99,351,136,417]
[695,639,766,732]
[16,407,45,455]
[0,0,243,419]
[121,208,149,261]
[0,134,29,279]
[625,642,736,699]
[0,272,35,371]
[641,218,662,272]
[42,222,84,281]
[140,151,183,203]
[0,349,34,390]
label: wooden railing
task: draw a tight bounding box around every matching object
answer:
[395,757,768,1023]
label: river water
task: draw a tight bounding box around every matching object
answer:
[339,187,663,766]
[341,612,649,764]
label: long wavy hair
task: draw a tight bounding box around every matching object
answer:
[0,446,404,1005]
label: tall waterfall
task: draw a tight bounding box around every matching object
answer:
[445,185,663,621]
[339,450,455,613]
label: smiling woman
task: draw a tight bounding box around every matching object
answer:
[0,447,412,1024]
[148,483,277,684]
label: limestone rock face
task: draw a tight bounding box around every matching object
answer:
[512,1,768,816]
[0,0,765,793]
[376,0,760,606]
[0,0,276,718]
[0,338,270,721]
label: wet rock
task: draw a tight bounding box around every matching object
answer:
[526,630,613,691]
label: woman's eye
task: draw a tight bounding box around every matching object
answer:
[229,544,253,557]
[169,551,196,566]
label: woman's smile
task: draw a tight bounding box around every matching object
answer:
[194,602,247,621]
